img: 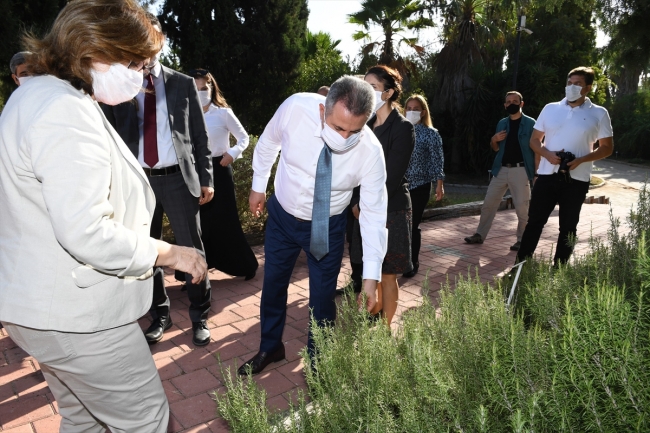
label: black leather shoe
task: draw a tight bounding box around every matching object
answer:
[192,321,210,346]
[244,271,256,281]
[144,316,172,344]
[402,262,419,278]
[237,345,285,375]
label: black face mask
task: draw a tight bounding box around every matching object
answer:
[506,103,520,115]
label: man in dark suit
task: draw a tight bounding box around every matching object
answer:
[101,18,214,347]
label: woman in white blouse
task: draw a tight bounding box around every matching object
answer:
[188,69,259,279]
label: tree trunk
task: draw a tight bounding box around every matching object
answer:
[615,66,642,96]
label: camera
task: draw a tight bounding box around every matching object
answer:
[556,151,576,173]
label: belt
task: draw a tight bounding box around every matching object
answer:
[142,164,181,177]
[502,162,525,168]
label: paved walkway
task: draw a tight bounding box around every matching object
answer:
[0,201,632,432]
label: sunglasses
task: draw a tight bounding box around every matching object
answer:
[189,68,209,77]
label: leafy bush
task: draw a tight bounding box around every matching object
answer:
[231,135,278,238]
[215,188,650,433]
[607,89,650,159]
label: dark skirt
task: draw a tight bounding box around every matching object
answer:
[179,157,258,279]
[350,209,413,275]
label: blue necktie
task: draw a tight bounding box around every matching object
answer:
[310,144,332,260]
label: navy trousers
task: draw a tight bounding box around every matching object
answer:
[260,194,347,356]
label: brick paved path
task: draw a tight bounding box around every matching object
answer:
[0,202,630,432]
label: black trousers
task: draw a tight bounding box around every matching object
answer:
[409,182,432,265]
[149,171,211,323]
[517,173,590,265]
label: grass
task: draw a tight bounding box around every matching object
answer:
[214,185,650,432]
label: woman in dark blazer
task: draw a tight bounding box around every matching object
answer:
[351,65,415,326]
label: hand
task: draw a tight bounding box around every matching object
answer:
[199,187,214,205]
[435,183,444,201]
[357,279,377,313]
[155,243,208,284]
[567,157,583,170]
[220,153,234,167]
[544,148,562,165]
[491,130,507,146]
[352,204,360,219]
[249,191,266,217]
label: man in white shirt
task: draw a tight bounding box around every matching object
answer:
[101,14,214,347]
[517,67,614,265]
[238,76,388,375]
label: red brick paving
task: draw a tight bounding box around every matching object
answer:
[0,203,629,431]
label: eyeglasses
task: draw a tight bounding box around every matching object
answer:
[127,60,147,72]
[189,68,209,77]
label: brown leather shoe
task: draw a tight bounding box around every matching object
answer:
[237,345,285,375]
[464,233,484,244]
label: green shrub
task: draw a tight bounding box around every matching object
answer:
[215,187,650,432]
[607,90,650,159]
[231,135,278,237]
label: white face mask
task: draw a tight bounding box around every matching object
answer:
[374,90,386,112]
[91,63,143,106]
[17,76,34,86]
[198,90,212,107]
[405,110,421,125]
[321,121,362,153]
[565,84,583,103]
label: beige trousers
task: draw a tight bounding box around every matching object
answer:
[476,166,531,241]
[2,321,168,433]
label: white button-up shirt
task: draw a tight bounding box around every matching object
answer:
[204,104,250,160]
[535,97,613,182]
[135,62,177,168]
[252,92,388,281]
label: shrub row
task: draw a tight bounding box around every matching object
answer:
[215,172,650,433]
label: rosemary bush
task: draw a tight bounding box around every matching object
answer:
[215,187,650,432]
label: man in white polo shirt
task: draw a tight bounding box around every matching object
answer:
[516,66,613,265]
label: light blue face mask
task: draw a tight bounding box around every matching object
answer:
[565,84,583,102]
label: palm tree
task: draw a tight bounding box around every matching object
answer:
[303,31,343,59]
[348,0,434,66]
[427,0,522,171]
[597,0,650,95]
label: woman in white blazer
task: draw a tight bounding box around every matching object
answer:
[0,1,206,431]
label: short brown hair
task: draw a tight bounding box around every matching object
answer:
[568,66,595,85]
[505,91,523,102]
[23,0,164,95]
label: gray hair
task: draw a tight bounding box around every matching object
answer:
[325,76,375,118]
[10,51,31,74]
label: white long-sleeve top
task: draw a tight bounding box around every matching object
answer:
[252,92,388,281]
[204,104,250,160]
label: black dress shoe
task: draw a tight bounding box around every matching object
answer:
[144,316,173,344]
[244,271,256,281]
[402,262,419,278]
[192,321,210,346]
[237,345,285,375]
